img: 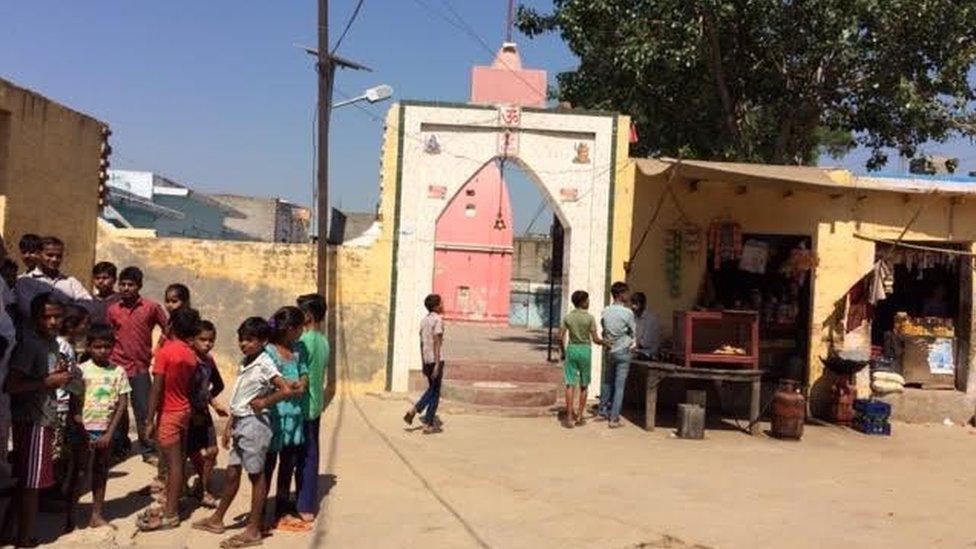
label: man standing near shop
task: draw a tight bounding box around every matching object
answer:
[631,292,661,360]
[599,282,636,428]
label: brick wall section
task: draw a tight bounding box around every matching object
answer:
[0,78,105,279]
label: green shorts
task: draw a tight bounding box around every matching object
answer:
[563,344,592,387]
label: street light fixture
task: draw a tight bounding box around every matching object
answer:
[333,84,394,109]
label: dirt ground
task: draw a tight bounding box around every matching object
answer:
[23,393,976,548]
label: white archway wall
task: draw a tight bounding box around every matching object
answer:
[389,103,617,391]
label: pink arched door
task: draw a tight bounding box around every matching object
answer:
[432,160,513,325]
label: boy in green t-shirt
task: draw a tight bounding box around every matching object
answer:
[295,293,330,524]
[558,291,604,428]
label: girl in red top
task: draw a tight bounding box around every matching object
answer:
[156,283,191,350]
[149,283,191,497]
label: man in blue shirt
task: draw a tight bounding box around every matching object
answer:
[599,282,636,428]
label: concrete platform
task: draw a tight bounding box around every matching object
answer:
[440,379,559,407]
[409,360,563,410]
[408,360,562,386]
[876,388,976,425]
[443,322,555,363]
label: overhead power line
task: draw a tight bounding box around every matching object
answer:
[408,0,549,100]
[332,0,366,54]
[522,198,549,235]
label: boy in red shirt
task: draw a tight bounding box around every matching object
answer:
[138,307,200,531]
[106,267,168,463]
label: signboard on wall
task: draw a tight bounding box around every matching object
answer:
[497,104,521,127]
[497,131,519,157]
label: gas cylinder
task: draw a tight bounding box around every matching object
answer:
[829,377,855,426]
[771,379,806,440]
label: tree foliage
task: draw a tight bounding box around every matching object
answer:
[517,0,976,169]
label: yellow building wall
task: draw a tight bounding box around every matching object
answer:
[96,222,317,387]
[626,172,976,402]
[328,104,399,393]
[609,116,634,284]
[0,79,105,279]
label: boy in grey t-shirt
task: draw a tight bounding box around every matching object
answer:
[193,317,300,547]
[404,294,445,434]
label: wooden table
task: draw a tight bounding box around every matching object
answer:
[631,361,763,436]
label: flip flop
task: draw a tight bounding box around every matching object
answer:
[192,519,226,535]
[200,493,220,509]
[220,533,264,548]
[137,512,180,532]
[275,515,313,532]
[137,506,164,521]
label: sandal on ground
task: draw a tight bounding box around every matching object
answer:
[220,533,264,548]
[137,510,180,531]
[137,506,164,521]
[275,515,312,532]
[200,493,220,509]
[192,519,226,535]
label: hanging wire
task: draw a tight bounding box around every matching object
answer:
[522,199,548,235]
[332,0,366,54]
[408,0,549,100]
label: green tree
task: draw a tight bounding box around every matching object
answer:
[517,0,976,169]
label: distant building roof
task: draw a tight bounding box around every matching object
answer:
[107,170,247,218]
[105,186,185,219]
[328,209,378,245]
[208,193,311,243]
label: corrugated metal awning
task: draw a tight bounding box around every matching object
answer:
[635,157,976,197]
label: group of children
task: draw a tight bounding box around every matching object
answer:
[401,284,653,435]
[0,234,330,548]
[557,281,663,430]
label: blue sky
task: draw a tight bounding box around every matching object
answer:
[2,1,974,232]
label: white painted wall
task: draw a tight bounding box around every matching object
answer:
[390,104,617,391]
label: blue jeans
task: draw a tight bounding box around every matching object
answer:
[599,351,631,422]
[414,362,443,425]
[294,418,321,515]
[113,371,154,456]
